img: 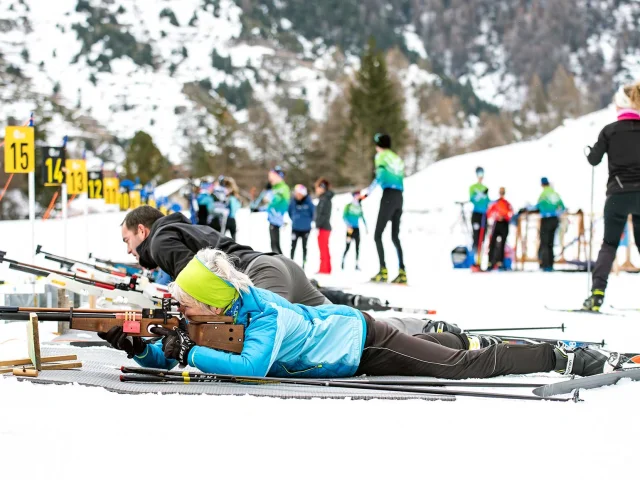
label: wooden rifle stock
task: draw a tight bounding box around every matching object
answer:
[0,307,245,354]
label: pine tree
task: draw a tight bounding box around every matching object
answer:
[346,38,407,183]
[123,131,171,184]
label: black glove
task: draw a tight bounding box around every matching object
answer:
[264,182,272,190]
[352,295,389,312]
[422,320,462,335]
[150,326,196,367]
[97,326,146,358]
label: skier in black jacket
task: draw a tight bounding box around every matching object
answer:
[583,81,640,311]
[120,206,385,311]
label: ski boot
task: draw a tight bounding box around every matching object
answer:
[390,268,407,285]
[554,346,624,376]
[582,289,604,312]
[352,295,389,312]
[466,334,502,350]
[370,267,388,283]
[422,320,462,335]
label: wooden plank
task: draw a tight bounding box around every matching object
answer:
[27,312,41,370]
[13,368,38,377]
[0,354,77,368]
[1,360,82,374]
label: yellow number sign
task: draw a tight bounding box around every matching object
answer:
[103,178,119,205]
[119,189,130,211]
[129,190,141,209]
[65,159,88,194]
[43,147,64,186]
[87,171,104,199]
[4,126,35,173]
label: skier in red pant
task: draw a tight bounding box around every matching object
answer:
[315,177,333,274]
[486,187,514,270]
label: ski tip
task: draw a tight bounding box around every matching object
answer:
[120,366,125,372]
[119,375,124,382]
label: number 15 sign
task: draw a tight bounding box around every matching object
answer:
[4,126,35,173]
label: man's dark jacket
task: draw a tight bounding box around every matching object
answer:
[136,213,263,278]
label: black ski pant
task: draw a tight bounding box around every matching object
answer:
[471,211,486,254]
[539,217,559,269]
[593,192,640,291]
[290,230,310,265]
[343,227,361,264]
[227,218,237,241]
[488,221,509,267]
[211,216,236,240]
[356,316,556,379]
[374,189,404,270]
[269,224,282,255]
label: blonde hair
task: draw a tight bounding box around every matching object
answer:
[615,81,640,110]
[169,249,252,313]
[223,176,240,197]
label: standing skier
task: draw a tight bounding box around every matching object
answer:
[583,81,640,311]
[222,176,241,240]
[536,177,566,272]
[486,187,514,270]
[315,177,334,274]
[196,183,214,226]
[469,167,490,270]
[362,133,406,284]
[264,167,290,254]
[342,191,367,270]
[289,184,315,269]
[210,177,230,235]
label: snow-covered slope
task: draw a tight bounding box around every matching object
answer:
[404,107,616,214]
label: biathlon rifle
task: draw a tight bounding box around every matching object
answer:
[88,253,143,276]
[0,297,244,354]
[36,246,166,299]
[36,244,129,281]
[0,252,165,308]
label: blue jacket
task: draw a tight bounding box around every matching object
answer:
[134,286,367,378]
[288,195,315,232]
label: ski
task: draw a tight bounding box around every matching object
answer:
[533,368,640,398]
[544,306,622,317]
[610,306,640,312]
[120,367,574,402]
[499,335,605,349]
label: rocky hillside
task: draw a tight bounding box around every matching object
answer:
[0,0,639,191]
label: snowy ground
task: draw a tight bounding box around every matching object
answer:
[2,110,640,478]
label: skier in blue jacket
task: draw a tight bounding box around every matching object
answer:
[101,248,622,380]
[288,184,315,268]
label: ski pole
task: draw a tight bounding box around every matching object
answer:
[120,366,545,388]
[119,368,575,402]
[588,164,595,296]
[467,324,565,333]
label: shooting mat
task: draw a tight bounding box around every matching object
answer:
[1,345,455,401]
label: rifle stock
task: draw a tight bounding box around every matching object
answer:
[0,307,244,354]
